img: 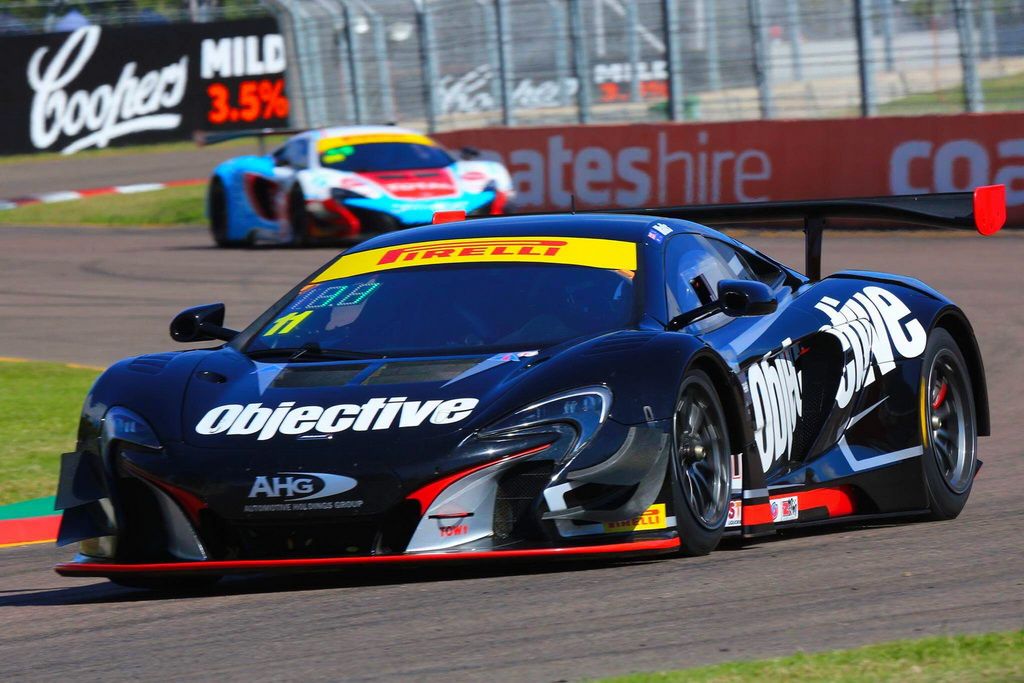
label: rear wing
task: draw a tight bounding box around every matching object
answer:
[193,127,307,154]
[608,185,1007,281]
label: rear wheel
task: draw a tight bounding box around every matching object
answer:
[671,370,732,556]
[921,328,977,520]
[289,186,311,246]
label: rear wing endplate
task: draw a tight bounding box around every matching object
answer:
[608,185,1007,281]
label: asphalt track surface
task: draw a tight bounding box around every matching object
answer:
[0,144,258,199]
[0,225,1022,682]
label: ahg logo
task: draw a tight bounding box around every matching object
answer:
[27,26,188,154]
[248,472,357,501]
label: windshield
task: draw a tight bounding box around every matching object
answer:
[245,263,637,358]
[319,142,454,172]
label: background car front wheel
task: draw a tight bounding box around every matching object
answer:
[921,328,978,520]
[208,178,250,248]
[670,369,732,556]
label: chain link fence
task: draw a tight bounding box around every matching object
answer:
[0,1,270,32]
[266,0,1024,131]
[6,1,1023,129]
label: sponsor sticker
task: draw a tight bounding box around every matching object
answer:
[770,495,799,522]
[195,397,479,441]
[747,340,803,473]
[313,236,638,282]
[602,503,667,534]
[726,500,742,527]
[243,471,363,513]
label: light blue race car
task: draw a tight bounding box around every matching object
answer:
[203,125,514,247]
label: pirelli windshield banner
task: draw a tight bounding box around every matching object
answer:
[314,237,639,282]
[0,17,289,155]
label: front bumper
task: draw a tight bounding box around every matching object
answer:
[54,536,679,578]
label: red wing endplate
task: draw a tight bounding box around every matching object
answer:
[973,184,1006,236]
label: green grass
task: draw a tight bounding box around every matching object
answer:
[0,135,288,166]
[0,360,101,505]
[600,630,1024,683]
[0,183,207,227]
[877,71,1024,116]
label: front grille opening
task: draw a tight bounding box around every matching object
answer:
[493,461,554,543]
[114,476,175,562]
[197,501,423,561]
[200,515,380,560]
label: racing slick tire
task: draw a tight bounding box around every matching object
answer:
[670,370,732,556]
[289,186,312,247]
[921,328,978,520]
[208,178,249,248]
[109,574,222,592]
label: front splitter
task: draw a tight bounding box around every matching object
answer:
[55,537,680,577]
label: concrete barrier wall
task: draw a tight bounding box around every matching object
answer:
[436,112,1024,227]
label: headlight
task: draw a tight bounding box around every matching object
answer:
[103,407,161,450]
[481,386,612,457]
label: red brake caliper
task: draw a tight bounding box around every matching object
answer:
[931,382,949,410]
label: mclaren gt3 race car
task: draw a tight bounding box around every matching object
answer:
[203,126,513,247]
[54,186,1005,588]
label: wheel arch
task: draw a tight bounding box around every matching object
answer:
[686,351,750,457]
[932,308,990,436]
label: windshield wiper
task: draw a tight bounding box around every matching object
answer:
[246,343,384,362]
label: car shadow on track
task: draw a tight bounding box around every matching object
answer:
[0,555,673,607]
[4,519,923,607]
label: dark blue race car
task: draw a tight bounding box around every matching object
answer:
[54,186,1005,588]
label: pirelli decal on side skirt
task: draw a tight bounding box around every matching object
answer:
[312,236,638,282]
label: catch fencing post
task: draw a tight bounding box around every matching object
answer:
[878,0,896,71]
[953,0,985,113]
[703,0,721,91]
[568,0,592,123]
[627,0,641,102]
[415,0,440,131]
[785,0,804,81]
[663,0,685,121]
[747,0,774,119]
[542,0,572,107]
[371,12,396,122]
[495,0,515,125]
[342,2,365,124]
[854,0,877,116]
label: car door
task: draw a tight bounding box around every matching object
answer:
[664,233,847,484]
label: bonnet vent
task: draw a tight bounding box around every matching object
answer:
[127,353,177,375]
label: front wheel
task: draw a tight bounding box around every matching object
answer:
[921,328,978,520]
[289,186,311,247]
[670,370,732,556]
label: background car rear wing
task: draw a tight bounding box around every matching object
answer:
[609,185,1007,281]
[193,127,308,153]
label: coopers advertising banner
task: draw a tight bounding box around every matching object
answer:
[0,18,289,155]
[436,113,1024,226]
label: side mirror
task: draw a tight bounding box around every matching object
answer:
[170,303,238,343]
[717,279,777,317]
[459,146,481,160]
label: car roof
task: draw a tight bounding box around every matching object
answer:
[344,213,740,255]
[306,125,430,142]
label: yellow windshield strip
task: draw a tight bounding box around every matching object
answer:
[316,133,436,152]
[312,236,638,282]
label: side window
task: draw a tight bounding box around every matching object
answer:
[713,240,784,286]
[286,139,309,169]
[664,234,742,318]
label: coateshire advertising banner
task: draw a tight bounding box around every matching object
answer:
[435,112,1024,226]
[0,18,288,155]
